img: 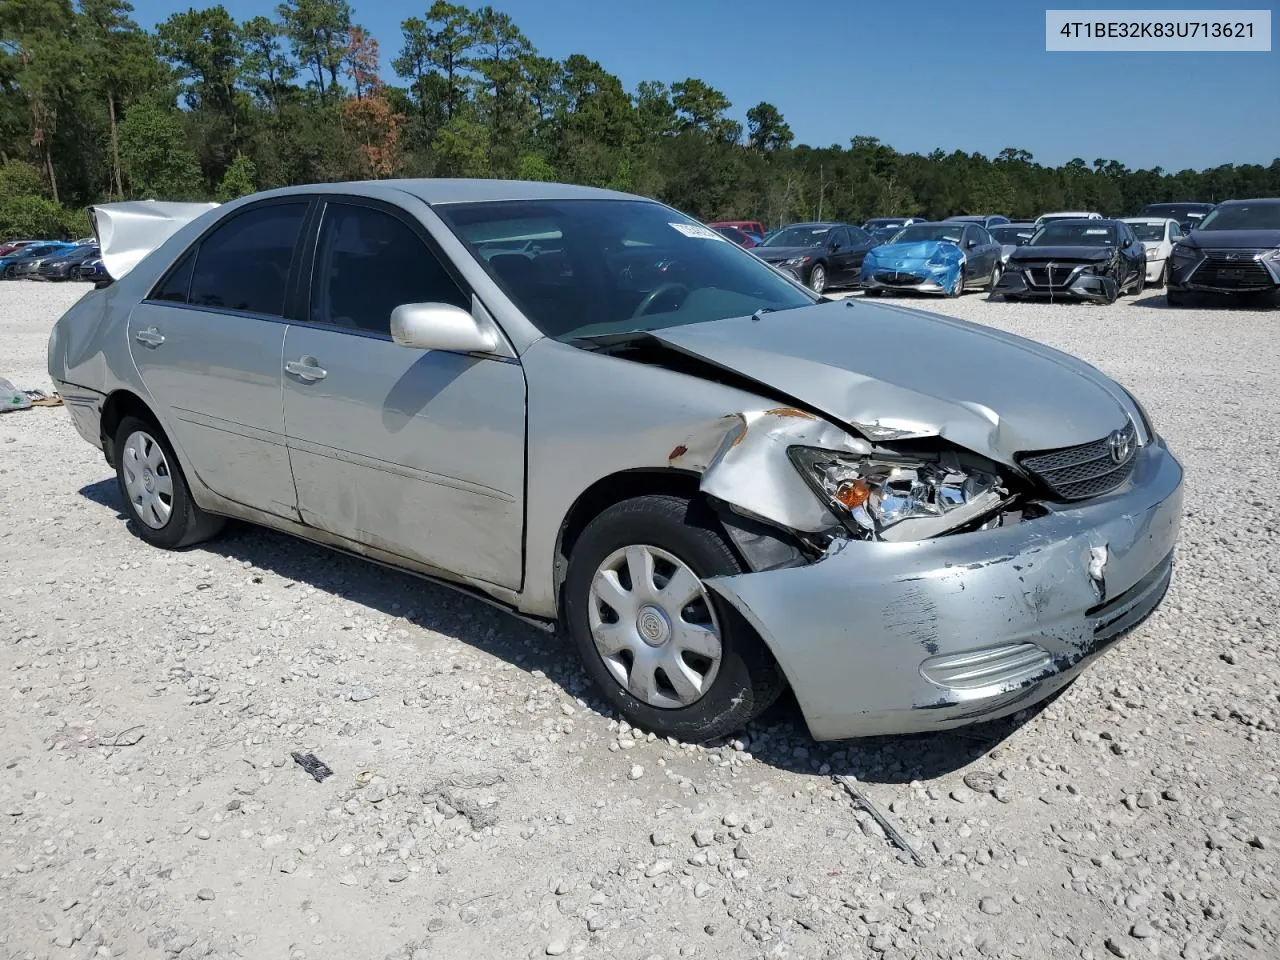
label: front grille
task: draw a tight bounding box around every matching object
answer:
[1021,263,1081,288]
[875,271,924,286]
[1190,250,1274,289]
[1019,422,1138,500]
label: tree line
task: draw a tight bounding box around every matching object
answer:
[3,0,1278,239]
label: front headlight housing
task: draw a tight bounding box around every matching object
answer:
[787,446,1010,542]
[1145,247,1160,260]
[1172,243,1198,260]
[781,255,812,267]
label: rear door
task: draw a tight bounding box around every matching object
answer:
[126,199,310,519]
[280,197,526,589]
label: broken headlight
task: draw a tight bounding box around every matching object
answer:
[787,446,1010,542]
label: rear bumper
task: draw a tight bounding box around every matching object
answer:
[705,440,1184,740]
[51,379,106,451]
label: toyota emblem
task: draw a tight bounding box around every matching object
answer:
[1107,428,1134,465]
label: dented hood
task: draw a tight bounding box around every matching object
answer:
[646,299,1133,463]
[89,200,220,280]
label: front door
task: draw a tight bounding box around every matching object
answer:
[280,199,527,590]
[126,200,310,519]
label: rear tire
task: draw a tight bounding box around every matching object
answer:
[113,415,224,549]
[563,495,787,742]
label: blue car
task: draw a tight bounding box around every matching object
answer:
[859,222,1004,297]
[0,241,76,278]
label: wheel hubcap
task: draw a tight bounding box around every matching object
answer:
[121,430,174,529]
[587,545,723,709]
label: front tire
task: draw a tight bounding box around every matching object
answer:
[1151,260,1169,289]
[113,416,224,549]
[987,262,1002,291]
[807,262,827,295]
[948,268,965,297]
[563,495,786,742]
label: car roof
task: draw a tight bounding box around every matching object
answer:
[1121,216,1174,223]
[1213,197,1280,206]
[1042,218,1118,227]
[248,178,642,207]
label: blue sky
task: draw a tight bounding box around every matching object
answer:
[130,0,1279,171]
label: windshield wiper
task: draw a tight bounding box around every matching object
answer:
[565,330,656,352]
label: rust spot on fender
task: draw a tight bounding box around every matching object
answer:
[765,406,817,420]
[668,444,688,462]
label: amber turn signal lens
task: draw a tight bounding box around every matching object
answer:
[834,479,871,509]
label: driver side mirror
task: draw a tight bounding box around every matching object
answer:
[828,240,842,252]
[390,302,498,353]
[967,239,979,248]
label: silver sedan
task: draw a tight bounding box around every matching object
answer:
[48,180,1184,742]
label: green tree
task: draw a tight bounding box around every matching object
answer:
[217,152,256,198]
[275,0,351,101]
[746,102,791,152]
[671,78,738,143]
[240,15,296,110]
[0,158,48,196]
[0,0,81,201]
[118,101,202,198]
[0,192,67,237]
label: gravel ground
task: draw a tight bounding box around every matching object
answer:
[2,280,1277,960]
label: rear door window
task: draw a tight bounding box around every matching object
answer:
[187,202,308,316]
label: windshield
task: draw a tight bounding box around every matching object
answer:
[989,226,1033,245]
[761,225,832,248]
[1128,223,1166,242]
[1030,222,1117,246]
[1197,203,1280,231]
[1140,204,1211,222]
[435,199,818,342]
[888,224,964,245]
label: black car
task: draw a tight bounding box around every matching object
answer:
[1167,198,1280,306]
[74,256,107,283]
[1136,202,1216,234]
[35,244,101,281]
[862,216,927,232]
[1,243,77,279]
[945,214,1012,229]
[994,219,1147,304]
[753,221,873,294]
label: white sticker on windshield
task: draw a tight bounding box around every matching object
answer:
[670,222,727,241]
[1085,228,1110,235]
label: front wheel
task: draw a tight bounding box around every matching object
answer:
[114,416,224,549]
[988,262,1002,291]
[807,263,827,295]
[563,495,786,742]
[1151,260,1169,289]
[948,269,965,297]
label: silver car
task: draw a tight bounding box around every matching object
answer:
[48,181,1185,742]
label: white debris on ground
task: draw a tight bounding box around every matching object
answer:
[1,281,1277,960]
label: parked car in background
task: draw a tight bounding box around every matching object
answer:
[35,244,102,281]
[867,226,900,247]
[1136,202,1215,234]
[989,224,1036,263]
[945,214,1011,229]
[712,225,758,248]
[1166,198,1280,306]
[754,221,873,293]
[863,216,927,232]
[1120,218,1183,288]
[708,220,765,244]
[1035,211,1104,228]
[860,221,1003,297]
[47,179,1183,743]
[0,241,76,278]
[995,219,1146,304]
[0,240,39,257]
[74,256,108,283]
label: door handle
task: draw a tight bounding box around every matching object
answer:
[134,327,165,347]
[285,357,327,382]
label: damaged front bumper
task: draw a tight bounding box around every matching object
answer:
[704,439,1183,740]
[997,266,1118,303]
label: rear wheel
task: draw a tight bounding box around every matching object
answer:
[563,495,786,742]
[807,263,827,295]
[114,416,224,549]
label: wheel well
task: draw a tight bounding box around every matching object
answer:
[553,469,702,598]
[99,390,158,466]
